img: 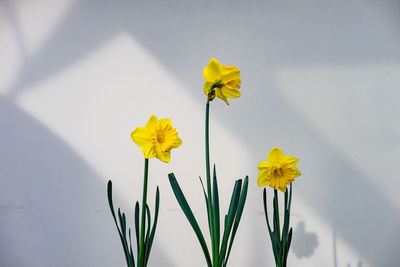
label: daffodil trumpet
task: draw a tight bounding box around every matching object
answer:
[169,58,248,267]
[107,115,181,267]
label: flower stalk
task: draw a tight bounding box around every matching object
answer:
[107,115,181,267]
[258,147,300,267]
[139,158,149,266]
[169,59,248,267]
[263,186,293,267]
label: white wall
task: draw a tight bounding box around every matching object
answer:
[1,0,400,266]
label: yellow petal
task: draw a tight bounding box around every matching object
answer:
[257,161,271,170]
[142,144,156,159]
[284,156,299,166]
[145,115,158,129]
[227,78,241,89]
[221,70,240,83]
[156,150,171,163]
[221,64,238,74]
[131,127,150,147]
[257,170,270,187]
[293,167,301,177]
[221,86,241,98]
[158,118,172,129]
[267,147,285,163]
[215,88,229,105]
[203,58,222,82]
[174,136,183,148]
[278,185,287,193]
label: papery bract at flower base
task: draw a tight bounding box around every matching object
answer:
[257,147,301,192]
[131,115,182,163]
[203,58,241,105]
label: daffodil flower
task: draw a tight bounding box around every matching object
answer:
[257,147,301,192]
[203,58,241,105]
[131,115,182,163]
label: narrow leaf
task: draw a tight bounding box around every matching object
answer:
[199,176,212,234]
[145,187,160,266]
[128,229,135,267]
[168,173,212,267]
[225,176,248,264]
[134,202,140,258]
[219,179,242,266]
[212,165,220,256]
[263,188,273,239]
[107,181,131,266]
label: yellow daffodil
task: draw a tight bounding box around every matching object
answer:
[257,147,301,192]
[203,58,241,105]
[131,115,182,163]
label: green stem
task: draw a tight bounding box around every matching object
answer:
[205,101,217,266]
[274,189,281,241]
[139,158,149,266]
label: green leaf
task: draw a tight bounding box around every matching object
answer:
[271,233,281,266]
[273,190,281,255]
[128,229,135,267]
[107,180,133,267]
[281,190,290,265]
[287,227,293,257]
[263,188,273,239]
[199,176,212,235]
[225,176,248,265]
[134,202,140,258]
[212,165,220,258]
[143,204,151,261]
[144,187,160,266]
[288,184,293,214]
[118,209,127,240]
[219,179,242,266]
[168,173,212,267]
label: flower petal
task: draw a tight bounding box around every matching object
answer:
[131,127,150,147]
[142,143,156,159]
[203,58,222,82]
[257,161,271,170]
[227,78,241,89]
[267,147,285,163]
[215,88,230,105]
[278,185,287,193]
[292,167,301,177]
[174,136,183,148]
[145,115,158,128]
[221,64,238,74]
[284,155,299,166]
[221,70,240,83]
[257,170,270,187]
[156,150,171,163]
[158,118,172,129]
[221,86,241,98]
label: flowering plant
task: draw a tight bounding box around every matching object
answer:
[258,147,301,267]
[107,115,181,267]
[168,58,248,267]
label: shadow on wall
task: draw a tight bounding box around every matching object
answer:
[3,0,400,266]
[292,221,318,259]
[0,96,174,267]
